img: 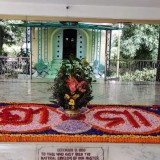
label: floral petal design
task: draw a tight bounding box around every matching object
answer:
[54,120,91,134]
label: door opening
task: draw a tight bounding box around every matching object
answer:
[63,29,77,59]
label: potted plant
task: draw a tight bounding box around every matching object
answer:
[51,57,93,117]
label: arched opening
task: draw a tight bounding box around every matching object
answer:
[63,29,77,59]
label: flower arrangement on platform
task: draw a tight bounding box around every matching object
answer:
[51,57,93,111]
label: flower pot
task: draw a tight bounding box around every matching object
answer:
[64,109,81,118]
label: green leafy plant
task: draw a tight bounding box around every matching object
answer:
[120,68,156,81]
[51,57,93,110]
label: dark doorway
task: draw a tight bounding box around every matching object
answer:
[63,29,77,59]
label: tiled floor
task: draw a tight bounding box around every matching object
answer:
[0,79,160,105]
[0,79,160,160]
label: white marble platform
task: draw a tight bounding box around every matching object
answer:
[0,79,160,160]
[0,143,160,160]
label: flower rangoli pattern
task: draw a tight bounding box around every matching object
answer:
[0,103,160,143]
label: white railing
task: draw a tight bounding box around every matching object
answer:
[1,57,160,82]
[0,56,30,80]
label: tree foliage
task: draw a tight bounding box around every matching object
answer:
[120,24,159,60]
[0,20,24,56]
[156,28,160,81]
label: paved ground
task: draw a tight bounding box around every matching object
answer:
[0,79,160,105]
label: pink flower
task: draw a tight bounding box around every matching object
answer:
[66,76,78,92]
[66,76,87,93]
[77,81,87,93]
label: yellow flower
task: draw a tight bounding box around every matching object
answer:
[68,99,75,105]
[64,94,70,99]
[71,105,75,110]
[81,58,89,66]
[73,94,80,99]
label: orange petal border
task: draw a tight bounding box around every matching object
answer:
[0,134,159,143]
